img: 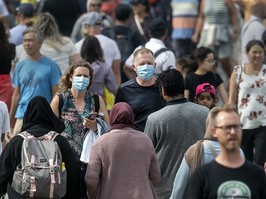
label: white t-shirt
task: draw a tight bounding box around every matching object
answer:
[125,38,176,76]
[75,34,121,67]
[0,101,10,155]
[0,0,9,17]
[16,37,79,74]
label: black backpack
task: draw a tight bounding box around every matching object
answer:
[102,28,135,83]
[115,31,135,64]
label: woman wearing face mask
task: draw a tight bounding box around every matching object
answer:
[50,61,109,199]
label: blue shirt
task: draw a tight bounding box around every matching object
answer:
[13,56,61,119]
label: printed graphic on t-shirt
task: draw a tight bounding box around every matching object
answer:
[217,180,251,199]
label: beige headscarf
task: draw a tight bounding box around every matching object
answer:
[185,107,218,176]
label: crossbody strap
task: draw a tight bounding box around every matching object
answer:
[204,140,217,157]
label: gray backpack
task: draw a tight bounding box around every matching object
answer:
[11,131,67,198]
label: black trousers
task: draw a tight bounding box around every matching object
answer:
[241,126,266,166]
[79,161,88,199]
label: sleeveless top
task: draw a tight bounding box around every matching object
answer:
[235,64,266,129]
[61,90,96,158]
[203,0,229,25]
[198,0,231,58]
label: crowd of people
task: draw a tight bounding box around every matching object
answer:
[0,0,266,198]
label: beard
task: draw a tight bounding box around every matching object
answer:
[220,137,241,152]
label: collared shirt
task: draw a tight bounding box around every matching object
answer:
[166,98,187,106]
[125,38,176,76]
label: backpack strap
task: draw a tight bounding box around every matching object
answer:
[45,131,59,141]
[93,94,100,113]
[19,131,30,139]
[154,48,171,58]
[58,93,63,118]
[125,30,134,41]
[204,140,217,157]
[241,18,262,36]
[140,45,174,59]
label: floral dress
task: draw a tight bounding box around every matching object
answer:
[60,90,96,158]
[235,64,266,129]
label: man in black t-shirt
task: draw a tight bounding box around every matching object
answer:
[183,104,266,199]
[115,47,163,131]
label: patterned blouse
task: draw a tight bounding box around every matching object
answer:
[235,64,266,129]
[60,90,96,158]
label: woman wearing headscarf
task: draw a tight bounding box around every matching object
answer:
[169,107,219,199]
[169,107,244,199]
[0,96,80,199]
[85,102,161,199]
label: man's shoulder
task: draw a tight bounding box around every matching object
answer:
[96,34,115,44]
[120,78,137,89]
[184,101,209,111]
[15,58,29,68]
[40,56,59,66]
[147,106,168,120]
[244,160,265,173]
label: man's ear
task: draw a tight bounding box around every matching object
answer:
[132,64,137,72]
[161,87,166,98]
[211,127,217,138]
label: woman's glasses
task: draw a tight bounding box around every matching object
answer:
[205,59,216,65]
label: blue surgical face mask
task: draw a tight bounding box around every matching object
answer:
[136,64,154,81]
[73,76,90,92]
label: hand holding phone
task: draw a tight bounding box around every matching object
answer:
[86,112,98,120]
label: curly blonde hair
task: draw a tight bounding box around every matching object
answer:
[58,61,94,93]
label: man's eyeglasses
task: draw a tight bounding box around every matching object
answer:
[215,124,242,133]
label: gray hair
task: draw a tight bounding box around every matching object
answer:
[23,27,44,42]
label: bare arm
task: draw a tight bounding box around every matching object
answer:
[50,95,60,117]
[226,0,239,42]
[98,95,110,125]
[228,70,238,105]
[112,59,121,86]
[184,89,189,100]
[52,85,59,97]
[9,87,20,125]
[217,83,229,104]
[192,0,205,43]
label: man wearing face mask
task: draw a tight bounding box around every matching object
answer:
[124,17,176,80]
[115,47,164,132]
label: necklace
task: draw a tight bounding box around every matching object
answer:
[74,98,85,113]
